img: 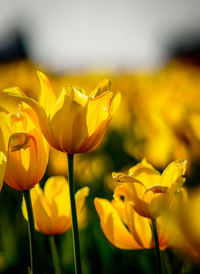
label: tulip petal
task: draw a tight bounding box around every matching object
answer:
[33,196,52,234]
[128,158,160,188]
[87,92,113,136]
[49,87,88,153]
[94,197,142,250]
[0,152,6,190]
[2,88,59,150]
[44,176,71,217]
[110,91,121,116]
[161,158,187,188]
[75,186,90,214]
[0,87,25,113]
[37,71,57,116]
[113,198,152,248]
[89,79,111,98]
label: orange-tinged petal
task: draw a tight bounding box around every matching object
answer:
[132,209,153,248]
[124,182,153,218]
[78,118,110,153]
[112,198,152,248]
[94,197,142,250]
[156,217,169,250]
[5,129,48,190]
[124,199,152,248]
[0,152,6,190]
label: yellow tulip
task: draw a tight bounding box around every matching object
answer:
[0,105,49,190]
[162,188,200,263]
[94,197,168,250]
[22,176,89,235]
[0,152,6,190]
[112,158,187,219]
[3,72,121,154]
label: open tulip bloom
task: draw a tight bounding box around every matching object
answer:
[2,71,121,274]
[0,105,49,191]
[0,104,49,274]
[112,158,187,220]
[111,158,187,274]
[2,71,121,154]
[22,176,89,236]
[22,176,89,274]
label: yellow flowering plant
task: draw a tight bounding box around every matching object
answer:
[2,71,121,274]
[112,158,187,274]
[22,176,89,274]
[0,104,49,273]
[22,176,89,235]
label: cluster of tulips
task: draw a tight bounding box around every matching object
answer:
[0,60,200,273]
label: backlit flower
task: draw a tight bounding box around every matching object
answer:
[4,72,121,154]
[0,105,49,190]
[0,152,6,190]
[22,176,89,235]
[162,187,200,263]
[112,158,187,219]
[94,196,168,250]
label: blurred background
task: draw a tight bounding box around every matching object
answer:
[1,0,200,273]
[1,0,200,71]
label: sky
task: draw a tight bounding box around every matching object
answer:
[1,0,200,72]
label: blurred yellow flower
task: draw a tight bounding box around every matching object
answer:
[0,152,6,190]
[162,188,200,263]
[22,176,89,235]
[4,72,121,154]
[94,197,168,250]
[0,105,49,190]
[113,158,186,219]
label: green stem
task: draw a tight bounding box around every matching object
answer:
[152,218,162,274]
[67,154,82,274]
[23,190,38,274]
[49,235,62,274]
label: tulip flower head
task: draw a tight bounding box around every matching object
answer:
[94,196,168,250]
[0,105,49,190]
[162,188,200,263]
[3,72,121,154]
[22,176,89,235]
[112,158,187,219]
